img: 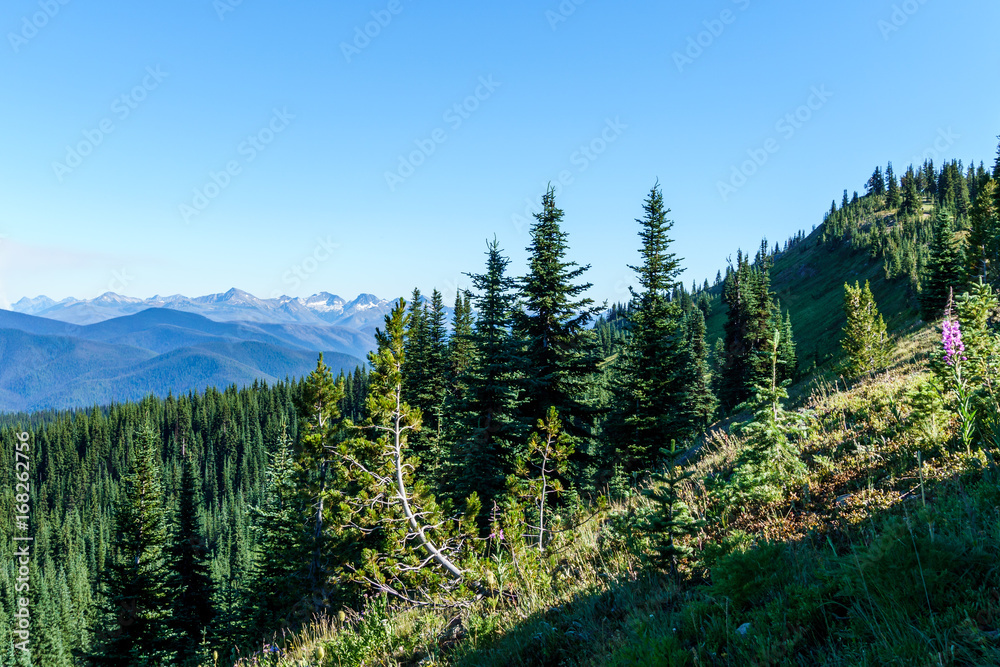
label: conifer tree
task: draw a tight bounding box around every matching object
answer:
[724,332,809,504]
[457,239,525,507]
[90,418,174,666]
[246,425,302,642]
[841,281,891,380]
[516,186,603,468]
[448,289,475,404]
[720,247,777,409]
[416,289,451,468]
[901,166,922,217]
[886,162,901,209]
[402,288,428,409]
[677,307,716,433]
[776,309,798,383]
[293,354,346,610]
[166,456,215,665]
[967,179,998,282]
[343,299,474,600]
[920,210,965,319]
[609,183,688,471]
[639,441,704,578]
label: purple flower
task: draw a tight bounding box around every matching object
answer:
[942,319,966,366]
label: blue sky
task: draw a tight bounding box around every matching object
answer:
[1,0,998,307]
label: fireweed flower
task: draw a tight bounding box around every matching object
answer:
[942,319,966,366]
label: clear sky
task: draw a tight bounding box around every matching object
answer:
[1,0,998,307]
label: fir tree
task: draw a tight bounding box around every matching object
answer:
[920,209,965,319]
[90,418,174,666]
[677,308,716,433]
[516,186,603,470]
[245,424,303,642]
[776,309,798,383]
[901,166,922,217]
[609,183,688,471]
[166,456,216,665]
[886,162,901,209]
[639,441,704,578]
[841,281,891,380]
[457,239,525,507]
[293,354,346,612]
[723,332,809,505]
[967,178,998,282]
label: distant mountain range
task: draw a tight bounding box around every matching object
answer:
[11,288,395,330]
[0,289,413,412]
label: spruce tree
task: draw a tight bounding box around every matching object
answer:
[639,441,704,578]
[416,289,451,469]
[457,239,525,507]
[967,179,998,282]
[609,183,687,471]
[886,162,901,209]
[293,354,346,612]
[516,186,603,471]
[166,456,215,665]
[246,425,303,643]
[677,308,717,432]
[901,167,922,217]
[90,418,174,666]
[841,281,891,380]
[776,309,798,384]
[920,209,965,319]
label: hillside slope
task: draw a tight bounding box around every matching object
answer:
[704,216,923,374]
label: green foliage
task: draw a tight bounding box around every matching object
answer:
[454,239,526,510]
[294,353,347,613]
[508,407,574,552]
[919,209,965,320]
[89,418,174,665]
[720,244,784,409]
[608,183,692,471]
[167,456,216,665]
[245,424,304,643]
[840,280,891,380]
[516,185,603,468]
[639,442,704,577]
[715,332,809,507]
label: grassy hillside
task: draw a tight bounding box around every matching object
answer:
[224,318,1000,666]
[703,203,934,377]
